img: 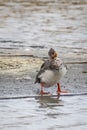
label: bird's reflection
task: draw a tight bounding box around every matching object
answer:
[35,96,64,108]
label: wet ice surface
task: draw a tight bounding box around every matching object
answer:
[0,96,87,130]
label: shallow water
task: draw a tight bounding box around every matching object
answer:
[0,96,87,130]
[0,0,87,58]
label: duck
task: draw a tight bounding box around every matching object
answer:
[35,48,67,95]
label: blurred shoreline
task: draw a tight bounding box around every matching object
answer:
[0,50,87,75]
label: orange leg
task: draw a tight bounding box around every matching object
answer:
[57,83,68,94]
[40,83,51,95]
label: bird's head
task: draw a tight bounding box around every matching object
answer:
[48,48,58,59]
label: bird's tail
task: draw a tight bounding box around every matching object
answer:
[34,78,41,84]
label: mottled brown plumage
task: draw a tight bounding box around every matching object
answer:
[35,48,67,95]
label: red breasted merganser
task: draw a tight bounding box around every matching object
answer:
[35,48,67,95]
